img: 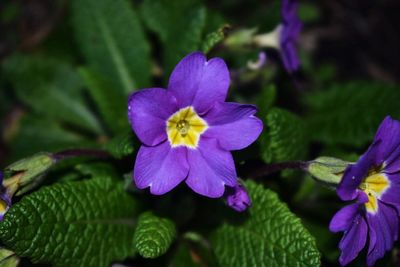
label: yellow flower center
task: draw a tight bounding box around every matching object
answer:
[166,106,208,148]
[0,199,8,214]
[359,167,390,214]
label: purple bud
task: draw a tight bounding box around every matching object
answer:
[226,184,252,212]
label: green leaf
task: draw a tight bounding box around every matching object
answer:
[79,67,129,134]
[103,130,136,159]
[305,81,400,146]
[134,212,176,259]
[0,177,140,267]
[2,54,102,134]
[201,24,230,54]
[257,84,277,119]
[260,108,308,163]
[140,0,206,74]
[211,181,321,267]
[8,116,96,162]
[71,0,151,93]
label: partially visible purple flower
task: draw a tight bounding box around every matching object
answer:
[0,172,12,221]
[253,0,302,73]
[128,52,263,198]
[280,0,302,73]
[225,183,251,212]
[329,116,400,266]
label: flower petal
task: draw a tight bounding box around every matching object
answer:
[167,52,230,113]
[366,202,398,266]
[329,203,361,233]
[381,173,400,206]
[337,140,381,201]
[203,102,263,151]
[128,88,178,146]
[337,213,368,266]
[133,142,189,195]
[186,138,237,198]
[374,116,400,164]
[281,0,299,22]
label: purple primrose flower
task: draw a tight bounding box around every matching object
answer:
[128,52,263,198]
[329,116,400,266]
[254,0,302,73]
[280,0,302,73]
[0,172,11,220]
[225,183,252,212]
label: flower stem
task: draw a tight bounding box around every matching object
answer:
[249,161,309,178]
[52,149,111,162]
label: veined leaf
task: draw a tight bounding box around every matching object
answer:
[79,67,129,134]
[305,81,400,146]
[71,0,151,93]
[260,107,308,163]
[140,0,206,74]
[2,54,102,134]
[134,212,176,259]
[211,181,320,267]
[0,177,140,267]
[9,116,96,161]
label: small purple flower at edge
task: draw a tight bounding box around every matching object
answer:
[329,116,400,266]
[280,0,303,73]
[225,183,252,212]
[128,52,263,198]
[0,172,12,221]
[253,0,302,73]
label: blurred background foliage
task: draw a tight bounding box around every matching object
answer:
[1,0,400,266]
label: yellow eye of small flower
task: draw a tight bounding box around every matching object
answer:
[166,106,208,149]
[359,166,390,214]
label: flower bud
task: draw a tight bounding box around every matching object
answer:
[307,156,351,186]
[3,152,55,196]
[225,183,252,212]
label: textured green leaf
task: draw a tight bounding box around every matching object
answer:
[0,177,140,267]
[79,67,129,134]
[211,181,320,267]
[140,0,206,74]
[71,0,151,93]
[260,108,308,163]
[305,81,400,146]
[103,130,136,159]
[134,212,176,259]
[2,54,102,134]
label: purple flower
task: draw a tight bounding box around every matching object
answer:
[280,0,302,73]
[253,0,302,73]
[225,183,251,212]
[329,116,400,266]
[128,52,263,198]
[0,172,12,221]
